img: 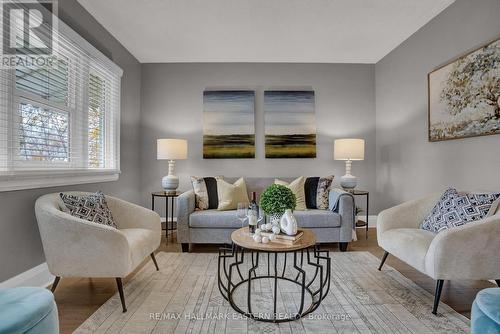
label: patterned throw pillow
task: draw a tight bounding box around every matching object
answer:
[421,188,500,233]
[60,191,117,228]
[190,177,209,210]
[304,176,334,210]
[190,176,219,210]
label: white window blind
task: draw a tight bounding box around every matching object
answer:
[0,5,123,191]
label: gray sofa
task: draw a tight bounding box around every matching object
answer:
[176,177,355,252]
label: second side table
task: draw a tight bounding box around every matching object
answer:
[151,191,179,241]
[348,189,369,239]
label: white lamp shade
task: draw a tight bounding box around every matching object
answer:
[157,139,188,160]
[334,138,365,161]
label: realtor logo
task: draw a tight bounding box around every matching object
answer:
[2,1,53,55]
[0,0,58,68]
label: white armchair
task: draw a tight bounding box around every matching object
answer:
[377,192,500,315]
[35,192,161,312]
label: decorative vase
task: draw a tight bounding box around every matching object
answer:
[280,209,298,236]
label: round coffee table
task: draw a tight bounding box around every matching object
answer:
[218,227,331,323]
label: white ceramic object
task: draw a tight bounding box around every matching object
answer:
[261,236,269,244]
[280,209,298,236]
[340,172,357,189]
[265,223,273,231]
[272,225,281,234]
[255,228,262,235]
[269,234,276,241]
[253,234,262,243]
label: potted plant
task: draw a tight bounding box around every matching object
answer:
[259,184,296,224]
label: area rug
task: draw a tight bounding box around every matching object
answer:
[75,251,470,333]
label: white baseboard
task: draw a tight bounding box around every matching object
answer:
[356,215,377,228]
[0,262,54,289]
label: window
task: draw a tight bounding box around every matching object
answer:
[0,11,123,191]
[88,72,106,168]
[18,102,69,163]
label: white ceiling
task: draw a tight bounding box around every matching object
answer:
[77,0,455,63]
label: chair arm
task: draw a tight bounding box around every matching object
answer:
[377,193,441,238]
[176,190,196,243]
[425,215,500,280]
[106,196,161,232]
[34,203,132,277]
[329,188,355,242]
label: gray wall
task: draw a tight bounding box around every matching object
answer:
[0,0,142,281]
[374,0,500,212]
[140,63,376,212]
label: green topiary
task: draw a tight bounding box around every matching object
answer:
[259,184,296,216]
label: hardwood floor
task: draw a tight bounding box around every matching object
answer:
[53,228,493,334]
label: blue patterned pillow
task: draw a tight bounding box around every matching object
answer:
[421,188,500,233]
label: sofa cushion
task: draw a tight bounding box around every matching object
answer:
[190,210,243,228]
[379,228,436,273]
[189,209,340,229]
[293,210,340,228]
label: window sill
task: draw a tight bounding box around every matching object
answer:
[0,171,119,192]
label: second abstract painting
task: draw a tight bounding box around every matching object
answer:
[203,90,255,159]
[264,91,316,158]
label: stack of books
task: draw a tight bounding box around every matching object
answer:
[261,230,304,244]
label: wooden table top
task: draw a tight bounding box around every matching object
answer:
[231,227,316,252]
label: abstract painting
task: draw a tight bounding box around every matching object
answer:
[203,90,255,159]
[428,38,500,142]
[264,91,316,158]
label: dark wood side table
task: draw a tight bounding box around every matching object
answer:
[151,191,179,241]
[347,189,369,239]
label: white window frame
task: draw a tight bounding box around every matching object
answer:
[0,14,123,192]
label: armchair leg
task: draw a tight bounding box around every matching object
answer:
[116,278,127,313]
[495,280,500,287]
[50,276,60,293]
[151,253,159,271]
[378,251,389,271]
[432,280,444,315]
[181,243,189,253]
[338,242,348,252]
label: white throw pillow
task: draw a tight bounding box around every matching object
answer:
[275,177,307,211]
[216,177,250,211]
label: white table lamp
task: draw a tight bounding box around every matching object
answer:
[157,139,187,192]
[334,138,365,189]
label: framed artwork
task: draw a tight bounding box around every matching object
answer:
[428,37,500,142]
[203,90,255,159]
[264,90,316,158]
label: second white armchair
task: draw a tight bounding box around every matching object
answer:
[377,192,500,315]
